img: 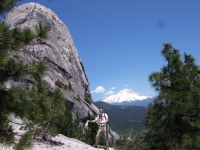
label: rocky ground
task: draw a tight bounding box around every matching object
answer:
[1,134,115,150]
[0,118,116,150]
[31,134,115,150]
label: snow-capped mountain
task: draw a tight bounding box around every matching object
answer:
[102,89,155,107]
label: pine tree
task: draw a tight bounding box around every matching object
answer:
[0,0,20,17]
[145,43,200,149]
[0,1,96,149]
[0,1,66,149]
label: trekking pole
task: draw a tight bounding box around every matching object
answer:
[106,122,109,150]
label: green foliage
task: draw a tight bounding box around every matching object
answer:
[0,22,12,51]
[74,95,81,101]
[84,113,99,145]
[20,27,36,45]
[49,100,73,135]
[10,25,36,50]
[0,23,13,72]
[0,1,67,148]
[0,1,98,149]
[68,81,73,91]
[35,21,50,39]
[145,43,200,149]
[0,125,14,145]
[55,80,74,91]
[31,61,48,80]
[50,102,97,145]
[10,28,23,50]
[0,0,20,16]
[84,90,92,104]
[0,59,26,83]
[55,80,64,88]
[115,129,148,150]
[15,131,32,150]
[1,76,66,134]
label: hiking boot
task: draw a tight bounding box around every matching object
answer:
[92,144,97,148]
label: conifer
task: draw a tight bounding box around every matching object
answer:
[145,43,200,149]
[0,1,66,149]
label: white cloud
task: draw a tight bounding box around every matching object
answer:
[100,87,116,98]
[124,85,128,87]
[111,87,116,90]
[91,86,105,93]
[103,90,115,97]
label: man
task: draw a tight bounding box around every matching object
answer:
[88,108,109,149]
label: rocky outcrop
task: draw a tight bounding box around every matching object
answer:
[3,3,119,141]
[4,2,98,117]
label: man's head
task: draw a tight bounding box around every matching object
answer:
[99,108,104,114]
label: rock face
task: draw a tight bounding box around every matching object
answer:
[4,3,98,118]
[4,2,119,141]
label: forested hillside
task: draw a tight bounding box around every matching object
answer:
[94,101,147,132]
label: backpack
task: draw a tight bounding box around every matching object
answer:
[99,113,110,126]
[99,113,109,123]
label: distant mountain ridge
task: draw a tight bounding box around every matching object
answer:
[102,89,155,107]
[94,101,147,132]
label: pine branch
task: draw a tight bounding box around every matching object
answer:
[26,98,40,101]
[7,119,24,125]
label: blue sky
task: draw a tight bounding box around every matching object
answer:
[18,0,200,101]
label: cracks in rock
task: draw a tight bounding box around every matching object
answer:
[43,57,72,80]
